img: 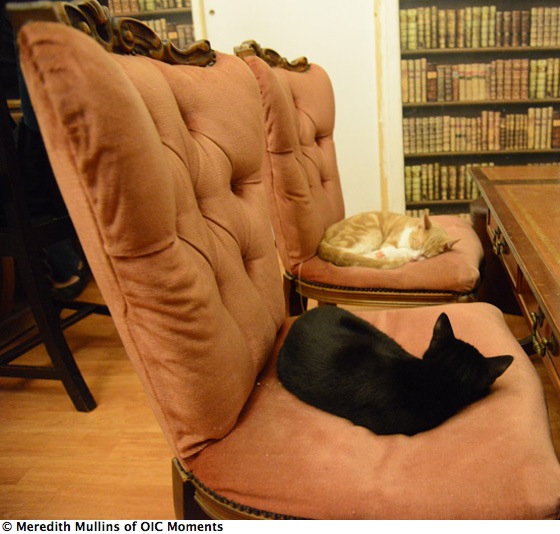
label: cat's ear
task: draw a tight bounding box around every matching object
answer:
[419,212,432,230]
[426,313,455,353]
[444,238,461,251]
[433,312,454,337]
[486,355,514,382]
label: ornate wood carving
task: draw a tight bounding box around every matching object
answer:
[234,40,310,72]
[7,0,216,67]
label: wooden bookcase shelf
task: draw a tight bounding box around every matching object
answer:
[406,148,560,158]
[406,200,473,218]
[120,7,190,18]
[404,99,560,108]
[402,46,560,57]
[399,0,560,215]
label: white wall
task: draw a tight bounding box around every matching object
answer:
[374,0,405,213]
[196,0,383,216]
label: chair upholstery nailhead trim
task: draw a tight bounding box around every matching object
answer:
[186,471,306,520]
[293,275,472,298]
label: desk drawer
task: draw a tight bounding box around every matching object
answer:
[518,277,560,391]
[543,355,560,397]
[486,213,520,289]
[517,275,539,326]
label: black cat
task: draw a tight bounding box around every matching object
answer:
[276,307,513,436]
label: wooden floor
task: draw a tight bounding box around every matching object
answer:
[0,282,559,519]
[0,282,175,519]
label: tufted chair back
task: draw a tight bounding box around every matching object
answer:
[17,21,285,460]
[237,43,484,312]
[242,53,345,272]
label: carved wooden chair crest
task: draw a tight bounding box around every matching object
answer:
[234,39,309,72]
[8,0,215,66]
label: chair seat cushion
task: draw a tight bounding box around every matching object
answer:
[187,303,560,519]
[296,215,483,294]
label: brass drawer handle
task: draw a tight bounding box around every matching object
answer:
[491,228,505,256]
[532,333,559,357]
[530,309,544,330]
[530,308,559,356]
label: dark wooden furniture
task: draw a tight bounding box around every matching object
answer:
[0,89,110,411]
[2,1,213,411]
[470,165,560,396]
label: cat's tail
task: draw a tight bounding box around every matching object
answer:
[317,241,411,270]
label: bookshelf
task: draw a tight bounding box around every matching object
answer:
[399,0,560,215]
[109,0,194,48]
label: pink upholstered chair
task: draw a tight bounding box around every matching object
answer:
[236,41,484,314]
[14,2,560,519]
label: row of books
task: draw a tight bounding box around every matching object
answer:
[402,57,560,103]
[404,209,472,220]
[109,0,191,15]
[404,162,485,202]
[138,18,194,47]
[405,208,431,218]
[400,6,560,50]
[403,107,560,154]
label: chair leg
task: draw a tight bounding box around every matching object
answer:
[172,458,210,520]
[0,257,15,320]
[3,250,96,412]
[283,274,307,316]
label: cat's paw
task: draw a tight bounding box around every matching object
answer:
[375,250,386,259]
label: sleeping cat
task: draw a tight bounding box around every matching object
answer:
[277,307,513,436]
[318,211,459,269]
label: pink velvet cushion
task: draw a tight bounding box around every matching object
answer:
[190,303,560,519]
[244,55,482,293]
[18,23,286,459]
[298,215,483,293]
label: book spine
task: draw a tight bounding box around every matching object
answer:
[511,10,521,47]
[551,110,560,148]
[472,6,481,48]
[496,11,504,48]
[417,7,426,49]
[465,7,473,48]
[407,9,418,50]
[426,62,438,102]
[446,9,456,48]
[438,9,447,48]
[401,60,409,104]
[457,8,465,48]
[431,6,439,49]
[400,9,408,50]
[480,6,489,48]
[489,5,497,47]
[521,10,530,46]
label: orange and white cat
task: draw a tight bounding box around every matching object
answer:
[318,211,459,269]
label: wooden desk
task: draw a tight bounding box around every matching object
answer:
[471,165,560,396]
